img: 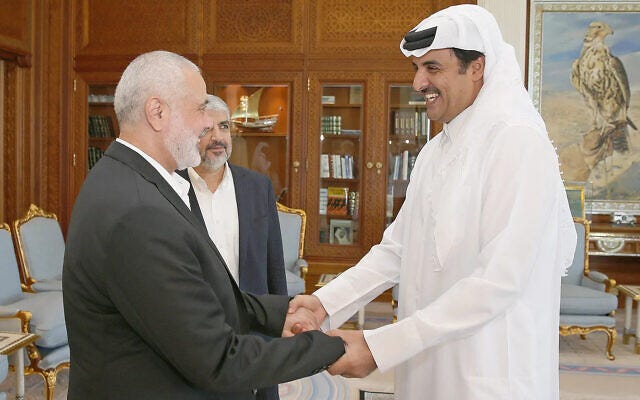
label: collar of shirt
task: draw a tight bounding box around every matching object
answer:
[187,163,233,194]
[442,104,473,146]
[116,138,191,209]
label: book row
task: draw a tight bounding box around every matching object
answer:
[392,110,430,137]
[319,187,359,218]
[389,150,417,181]
[321,115,342,135]
[88,115,116,138]
[88,146,104,170]
[320,154,356,179]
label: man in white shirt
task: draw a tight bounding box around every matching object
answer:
[179,94,288,400]
[290,5,576,400]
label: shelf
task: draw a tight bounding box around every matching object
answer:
[321,178,359,183]
[89,137,115,143]
[389,134,427,141]
[320,214,356,220]
[390,103,426,108]
[88,102,114,106]
[322,133,361,139]
[233,131,287,137]
[322,104,362,108]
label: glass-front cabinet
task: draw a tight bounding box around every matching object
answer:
[304,72,385,272]
[213,84,290,204]
[318,84,364,247]
[386,84,431,226]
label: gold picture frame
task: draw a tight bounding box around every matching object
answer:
[565,184,586,219]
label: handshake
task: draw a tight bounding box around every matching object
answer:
[282,295,377,378]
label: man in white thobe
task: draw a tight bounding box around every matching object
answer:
[291,5,576,400]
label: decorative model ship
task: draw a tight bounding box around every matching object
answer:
[231,88,279,132]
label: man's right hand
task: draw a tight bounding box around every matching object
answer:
[287,295,328,334]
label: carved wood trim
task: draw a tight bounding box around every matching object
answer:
[74,0,200,57]
[202,0,305,55]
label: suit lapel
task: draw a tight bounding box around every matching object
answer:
[230,165,251,289]
[104,142,237,286]
[176,169,206,228]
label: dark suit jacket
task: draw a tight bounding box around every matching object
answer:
[179,165,287,296]
[62,141,344,400]
[178,165,288,400]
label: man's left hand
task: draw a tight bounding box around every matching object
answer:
[326,329,377,378]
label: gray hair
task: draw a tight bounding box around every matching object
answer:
[114,50,201,127]
[204,94,230,121]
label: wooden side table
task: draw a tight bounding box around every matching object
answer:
[0,332,38,400]
[617,284,640,354]
[316,273,365,329]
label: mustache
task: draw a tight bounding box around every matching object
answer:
[417,87,439,96]
[206,140,228,151]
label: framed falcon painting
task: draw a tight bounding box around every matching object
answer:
[528,1,640,215]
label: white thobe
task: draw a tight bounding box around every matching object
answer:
[314,6,576,396]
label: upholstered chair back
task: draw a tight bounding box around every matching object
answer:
[278,210,304,272]
[561,221,586,286]
[0,223,25,304]
[14,204,65,284]
[276,203,308,296]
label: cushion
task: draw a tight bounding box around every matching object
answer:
[560,284,618,315]
[10,291,68,348]
[286,270,305,297]
[559,314,616,328]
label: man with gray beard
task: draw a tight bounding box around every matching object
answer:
[62,51,344,399]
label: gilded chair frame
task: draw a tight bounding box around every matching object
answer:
[0,310,70,400]
[559,217,617,360]
[276,202,307,278]
[12,204,60,292]
[0,223,70,400]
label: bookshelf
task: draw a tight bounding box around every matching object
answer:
[317,84,363,246]
[386,85,432,225]
[87,85,119,170]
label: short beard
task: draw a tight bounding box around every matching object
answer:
[200,140,230,171]
[201,154,227,171]
[164,117,201,170]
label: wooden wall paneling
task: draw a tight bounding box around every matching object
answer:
[0,0,33,67]
[1,60,30,224]
[202,0,305,56]
[308,0,436,60]
[73,0,201,72]
[43,0,74,233]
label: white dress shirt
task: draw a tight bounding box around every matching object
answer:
[116,138,191,209]
[188,165,240,283]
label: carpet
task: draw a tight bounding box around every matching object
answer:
[280,371,352,400]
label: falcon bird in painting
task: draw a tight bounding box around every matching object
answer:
[571,21,637,154]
